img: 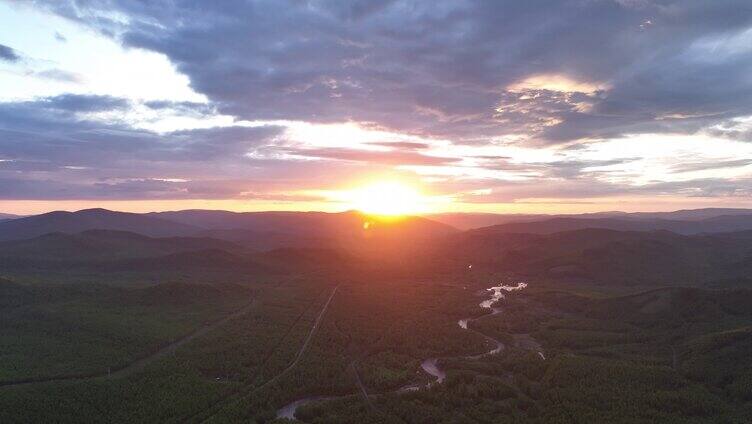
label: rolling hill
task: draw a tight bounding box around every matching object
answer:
[429,208,752,230]
[469,214,752,235]
[0,213,20,221]
[442,228,752,286]
[152,209,457,251]
[6,207,752,286]
[0,209,197,241]
[153,209,454,233]
[0,230,241,261]
[101,249,261,272]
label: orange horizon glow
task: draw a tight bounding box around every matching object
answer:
[334,181,445,216]
[4,194,752,217]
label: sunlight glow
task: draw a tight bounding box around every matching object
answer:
[342,181,437,216]
[507,73,606,93]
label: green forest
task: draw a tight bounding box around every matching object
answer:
[2,272,751,423]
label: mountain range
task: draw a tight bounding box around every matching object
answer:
[0,208,456,250]
[463,215,752,235]
[0,209,197,241]
[0,213,21,221]
[430,208,752,230]
[446,227,752,285]
[4,207,752,243]
[3,207,752,287]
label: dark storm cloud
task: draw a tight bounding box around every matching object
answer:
[0,43,20,62]
[28,0,752,143]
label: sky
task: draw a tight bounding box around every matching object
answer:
[1,0,752,215]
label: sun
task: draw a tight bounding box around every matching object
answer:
[347,181,429,216]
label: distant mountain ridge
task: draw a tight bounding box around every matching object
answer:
[444,227,752,285]
[151,208,455,234]
[468,214,752,235]
[0,208,456,261]
[4,207,752,269]
[0,227,359,282]
[0,230,240,261]
[0,208,197,241]
[4,207,752,287]
[6,207,752,242]
[429,208,752,230]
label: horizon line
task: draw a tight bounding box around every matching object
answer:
[5,205,752,218]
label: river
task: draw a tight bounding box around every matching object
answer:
[422,282,527,379]
[276,281,533,421]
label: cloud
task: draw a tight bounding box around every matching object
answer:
[452,176,752,204]
[0,43,20,62]
[34,69,84,83]
[280,147,460,166]
[643,178,752,198]
[4,1,752,207]
[471,156,642,178]
[27,0,752,144]
[0,95,381,200]
[507,74,606,94]
[0,89,748,204]
[31,93,129,113]
[670,159,752,173]
[365,141,431,150]
[542,158,643,179]
[0,97,282,168]
[143,100,215,115]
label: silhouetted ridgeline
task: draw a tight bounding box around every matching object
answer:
[3,208,752,286]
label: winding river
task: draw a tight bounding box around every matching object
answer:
[421,282,527,382]
[277,396,336,420]
[276,281,535,421]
